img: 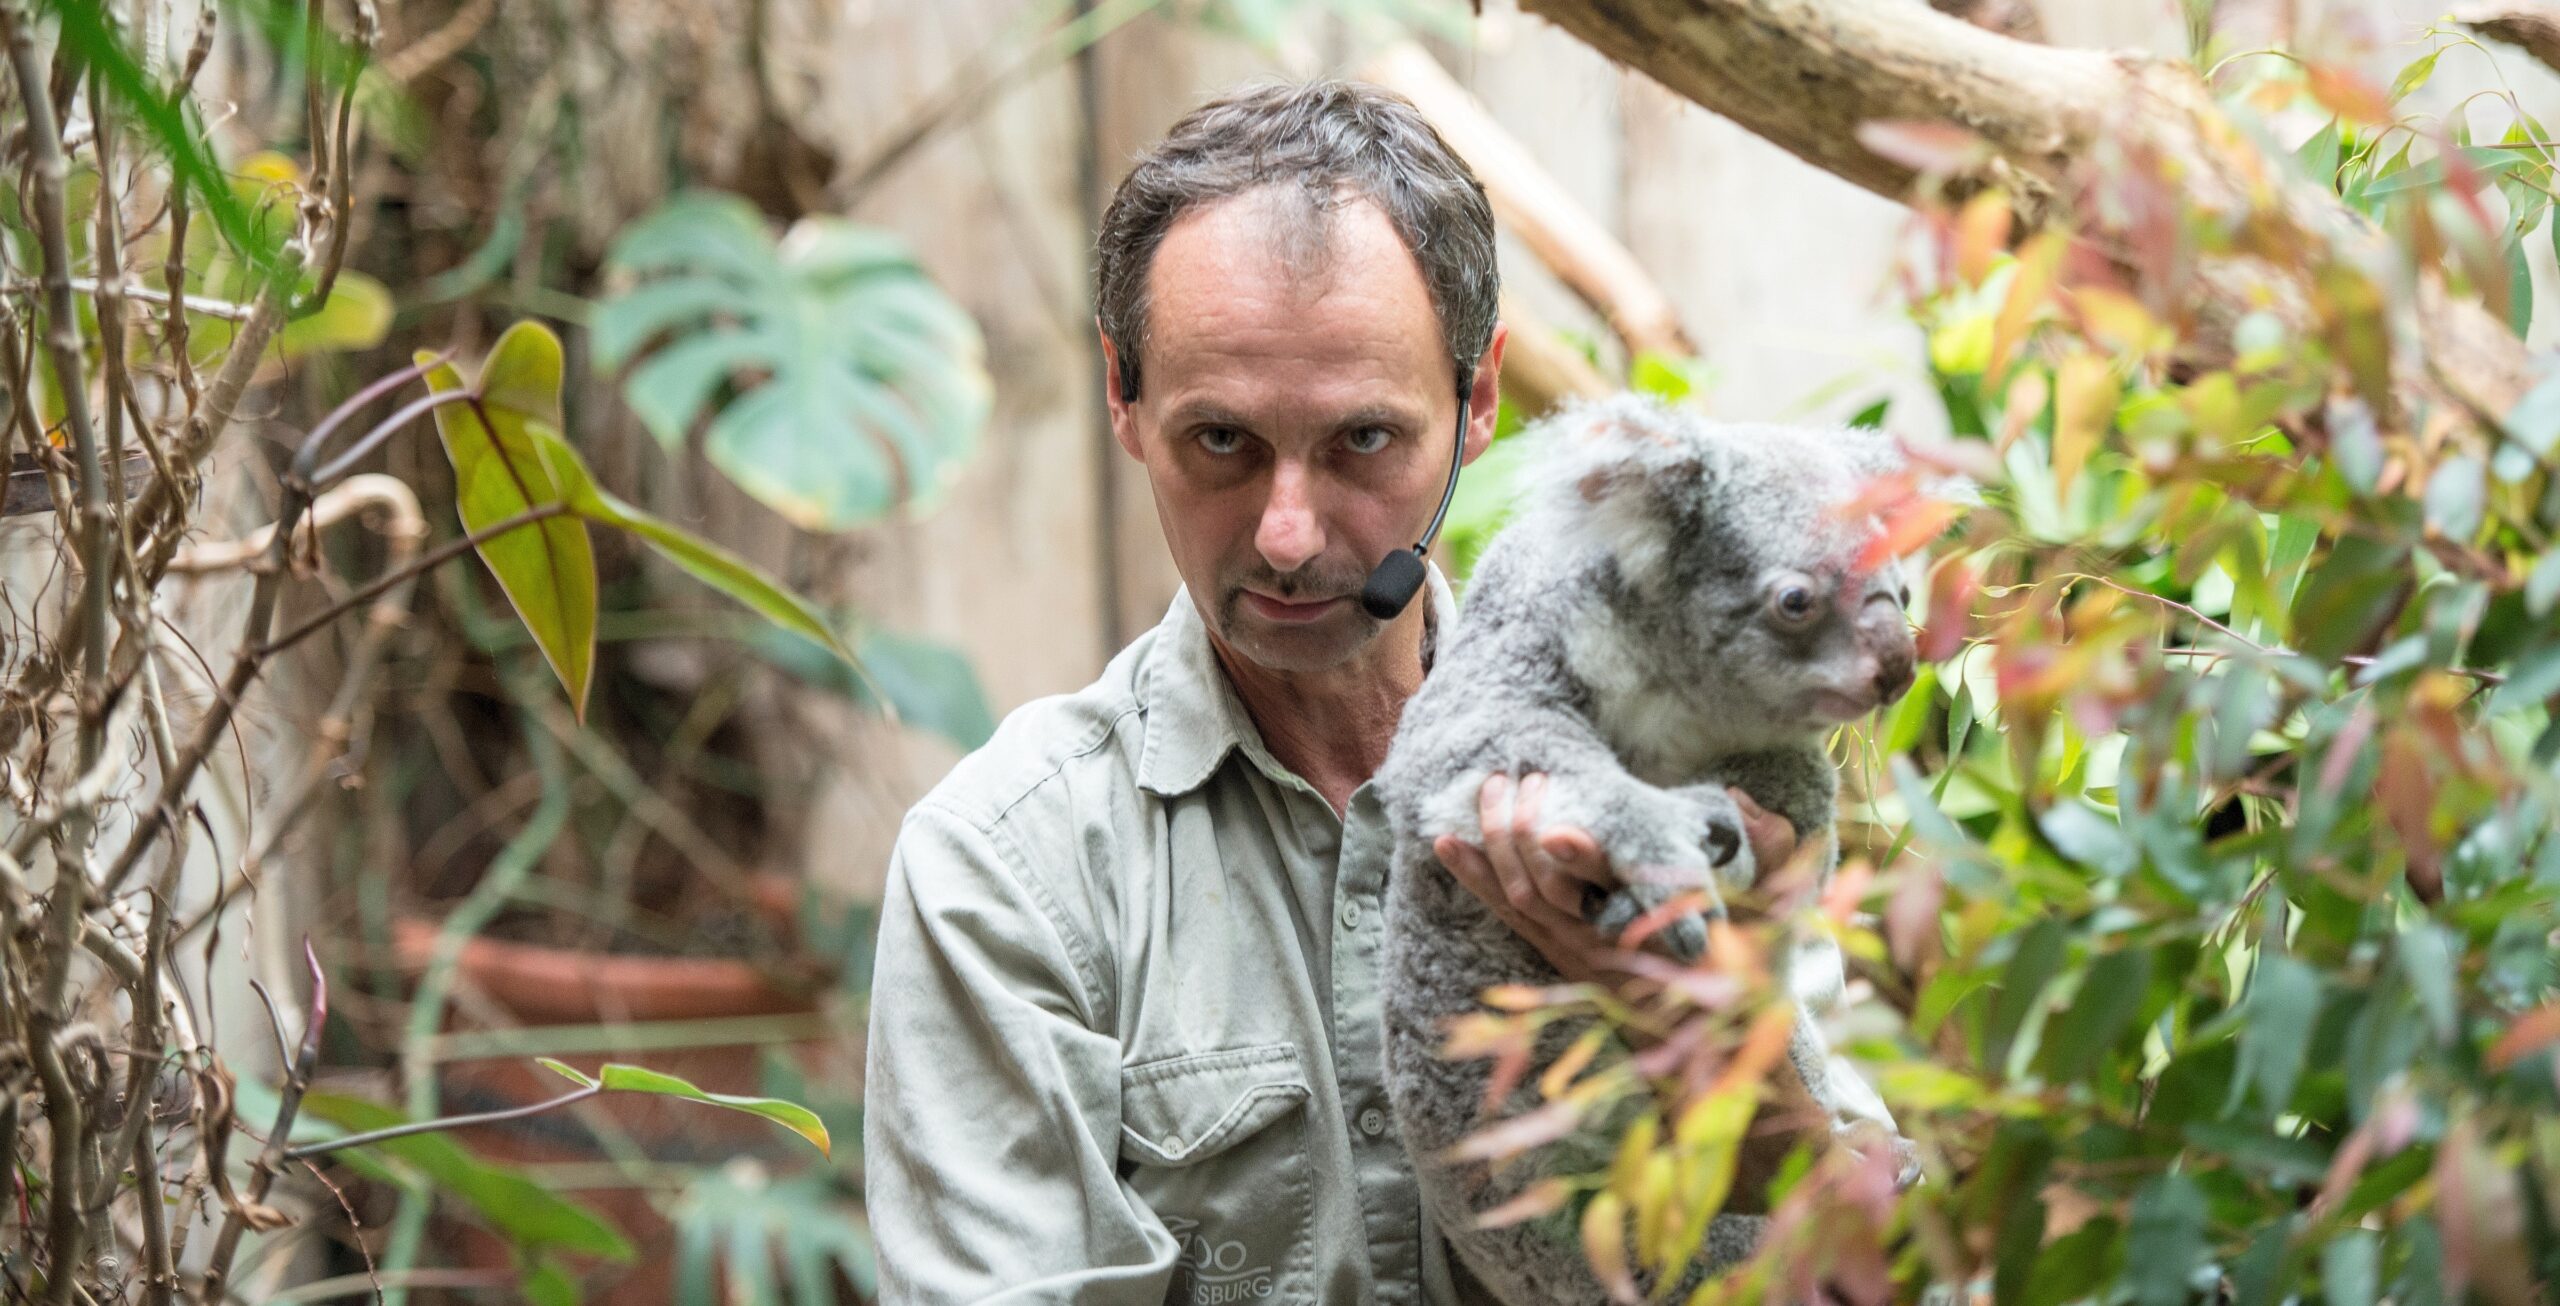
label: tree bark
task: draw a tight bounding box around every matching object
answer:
[1520,0,2536,423]
[2455,4,2560,79]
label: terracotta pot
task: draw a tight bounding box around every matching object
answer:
[389,877,840,1303]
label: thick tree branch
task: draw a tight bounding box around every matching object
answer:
[1520,0,2536,422]
[2455,4,2560,77]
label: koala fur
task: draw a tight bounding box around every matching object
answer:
[1375,395,1923,1304]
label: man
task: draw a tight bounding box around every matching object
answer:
[862,80,1796,1304]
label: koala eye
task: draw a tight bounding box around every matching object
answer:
[1768,575,1821,626]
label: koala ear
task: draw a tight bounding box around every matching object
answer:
[1536,395,1712,588]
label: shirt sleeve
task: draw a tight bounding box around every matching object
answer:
[863,802,1177,1304]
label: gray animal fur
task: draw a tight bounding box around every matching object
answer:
[1375,395,1922,1304]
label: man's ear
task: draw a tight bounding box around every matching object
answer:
[1098,325,1143,461]
[1460,324,1508,468]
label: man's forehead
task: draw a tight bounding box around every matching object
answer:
[1141,193,1451,402]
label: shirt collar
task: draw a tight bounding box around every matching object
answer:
[1136,567,1457,798]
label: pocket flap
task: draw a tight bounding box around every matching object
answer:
[1119,1044,1311,1168]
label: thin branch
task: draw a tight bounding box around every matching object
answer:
[285,1083,603,1161]
[199,940,327,1299]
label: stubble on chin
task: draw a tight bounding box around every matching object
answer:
[1209,564,1377,674]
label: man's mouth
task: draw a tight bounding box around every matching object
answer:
[1242,590,1344,623]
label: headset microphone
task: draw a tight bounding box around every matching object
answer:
[1359,383,1473,621]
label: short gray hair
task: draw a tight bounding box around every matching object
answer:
[1095,79,1500,403]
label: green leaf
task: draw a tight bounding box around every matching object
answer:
[2322,1229,2380,1306]
[2038,802,2136,878]
[672,1169,875,1306]
[2527,549,2560,618]
[419,324,600,718]
[2122,1174,2208,1306]
[2399,923,2458,1044]
[2290,535,2410,664]
[599,191,989,530]
[1986,918,2068,1075]
[539,1059,831,1156]
[2490,641,2560,714]
[275,271,394,360]
[1849,396,1892,429]
[522,1257,581,1306]
[2227,952,2322,1116]
[2039,946,2153,1081]
[2423,453,2485,542]
[2508,235,2536,337]
[2389,49,2442,104]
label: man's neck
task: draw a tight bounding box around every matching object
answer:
[1207,607,1430,817]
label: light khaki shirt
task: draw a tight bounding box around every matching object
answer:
[864,578,1466,1305]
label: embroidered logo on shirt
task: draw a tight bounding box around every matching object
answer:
[1163,1216,1276,1302]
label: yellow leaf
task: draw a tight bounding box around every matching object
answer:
[1609,1113,1660,1204]
[1954,190,2014,287]
[1580,1191,1639,1305]
[1987,231,2065,385]
[1540,1027,1610,1101]
[2052,351,2119,499]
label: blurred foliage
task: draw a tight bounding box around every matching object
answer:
[593,192,991,532]
[1450,32,2560,1306]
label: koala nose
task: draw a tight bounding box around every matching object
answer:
[1875,650,1915,704]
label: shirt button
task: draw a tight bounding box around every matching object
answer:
[1339,900,1362,929]
[1358,1108,1389,1138]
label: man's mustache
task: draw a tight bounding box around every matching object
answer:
[1224,562,1371,606]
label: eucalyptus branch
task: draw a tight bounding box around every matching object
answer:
[163,1,218,412]
[284,1083,604,1162]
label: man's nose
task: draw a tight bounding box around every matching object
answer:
[1255,461,1326,573]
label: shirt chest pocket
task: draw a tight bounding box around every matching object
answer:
[1119,1045,1315,1305]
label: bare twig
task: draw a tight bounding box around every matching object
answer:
[200,939,327,1299]
[285,1082,604,1161]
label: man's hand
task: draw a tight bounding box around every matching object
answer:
[1432,772,1799,984]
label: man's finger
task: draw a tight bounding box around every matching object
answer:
[1536,826,1612,886]
[1476,774,1541,914]
[1511,774,1589,917]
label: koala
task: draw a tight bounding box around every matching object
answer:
[1375,395,1927,1304]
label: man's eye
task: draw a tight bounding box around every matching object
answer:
[1344,426,1392,455]
[1197,427,1246,455]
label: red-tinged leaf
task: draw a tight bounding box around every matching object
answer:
[1857,498,1961,571]
[1474,1178,1573,1230]
[1711,1005,1800,1099]
[2310,1118,2375,1217]
[1918,559,1980,664]
[2305,64,2395,124]
[1855,119,1992,175]
[1954,190,2013,286]
[1833,468,1921,523]
[1485,1043,1534,1115]
[1822,860,1872,926]
[2376,728,2441,896]
[1898,429,2005,483]
[1580,1191,1641,1305]
[2314,702,2376,797]
[2488,1002,2560,1070]
[1887,860,1944,973]
[1619,889,1714,952]
[1445,1099,1584,1165]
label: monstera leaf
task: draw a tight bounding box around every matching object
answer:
[592,192,990,531]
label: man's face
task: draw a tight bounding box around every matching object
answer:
[1103,190,1502,675]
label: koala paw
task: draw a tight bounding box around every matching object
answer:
[1671,783,1756,893]
[1585,882,1716,963]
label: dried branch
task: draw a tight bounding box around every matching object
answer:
[1361,40,1696,362]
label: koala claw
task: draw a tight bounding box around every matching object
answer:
[1585,885,1715,963]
